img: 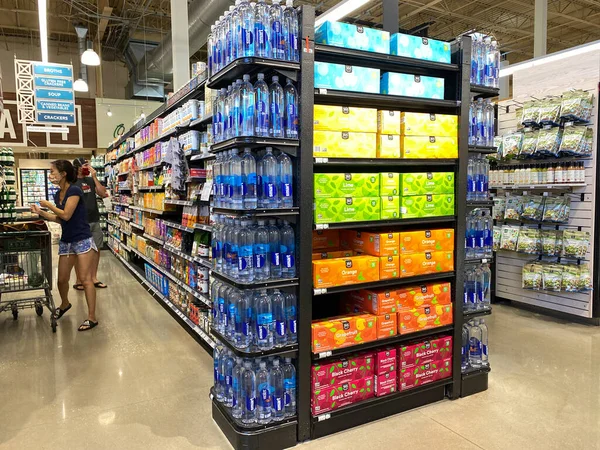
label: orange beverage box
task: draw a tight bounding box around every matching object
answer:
[376,313,397,339]
[313,256,380,289]
[380,255,400,280]
[344,288,398,314]
[313,229,340,250]
[312,250,354,260]
[312,313,378,353]
[340,230,400,256]
[400,251,454,277]
[399,229,455,254]
[396,282,452,310]
[398,304,453,334]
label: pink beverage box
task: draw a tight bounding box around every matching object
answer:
[399,336,453,369]
[399,357,452,391]
[374,348,397,374]
[312,354,374,388]
[312,376,374,415]
[374,371,397,397]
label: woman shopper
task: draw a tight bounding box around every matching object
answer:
[30,160,99,331]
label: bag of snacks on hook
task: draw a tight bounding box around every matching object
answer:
[561,264,580,292]
[542,264,563,292]
[522,262,543,290]
[562,230,590,258]
[504,195,523,220]
[534,128,562,157]
[558,126,587,156]
[541,230,561,256]
[577,264,592,292]
[519,131,539,159]
[493,197,506,220]
[516,228,541,254]
[515,107,524,132]
[542,196,570,223]
[560,89,593,123]
[502,133,523,160]
[522,100,540,127]
[538,97,562,126]
[500,225,520,251]
[492,226,502,252]
[521,195,544,221]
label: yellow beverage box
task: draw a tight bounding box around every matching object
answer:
[312,250,354,260]
[399,229,455,254]
[401,136,458,159]
[314,105,378,132]
[400,251,454,277]
[380,173,400,196]
[340,230,400,256]
[381,196,400,219]
[313,229,340,250]
[401,112,458,137]
[377,110,402,134]
[379,255,400,280]
[376,134,401,158]
[314,131,377,158]
[313,255,380,288]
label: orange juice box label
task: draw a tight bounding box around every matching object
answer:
[374,371,397,397]
[400,251,454,277]
[313,256,380,289]
[312,376,374,415]
[398,304,453,335]
[376,313,397,340]
[344,288,398,315]
[376,134,401,159]
[312,250,354,260]
[378,110,402,134]
[311,314,378,353]
[312,354,374,388]
[380,255,400,280]
[380,196,400,220]
[396,282,452,309]
[400,336,453,369]
[399,229,455,254]
[375,348,397,374]
[399,358,453,391]
[400,112,458,137]
[340,230,400,256]
[313,229,340,250]
[379,172,400,196]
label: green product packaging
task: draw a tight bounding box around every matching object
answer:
[380,196,400,219]
[399,172,455,196]
[399,194,455,218]
[313,173,380,198]
[314,197,381,224]
[379,172,400,196]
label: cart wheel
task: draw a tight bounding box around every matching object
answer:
[35,303,44,316]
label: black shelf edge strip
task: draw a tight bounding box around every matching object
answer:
[466,200,494,207]
[211,327,299,358]
[314,216,456,230]
[461,366,492,377]
[211,269,299,290]
[464,257,493,265]
[212,207,299,217]
[470,85,500,99]
[211,136,300,153]
[314,157,457,166]
[463,308,492,319]
[208,57,300,89]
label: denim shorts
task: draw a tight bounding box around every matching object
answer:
[58,237,98,256]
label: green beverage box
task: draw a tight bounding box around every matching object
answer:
[380,173,400,196]
[314,173,380,198]
[314,197,381,224]
[399,172,455,196]
[381,196,400,219]
[399,194,455,218]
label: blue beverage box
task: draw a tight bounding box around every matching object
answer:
[315,21,390,54]
[390,33,451,64]
[315,62,380,94]
[381,72,445,99]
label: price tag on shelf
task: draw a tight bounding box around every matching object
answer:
[318,88,327,95]
[317,413,331,422]
[317,351,332,360]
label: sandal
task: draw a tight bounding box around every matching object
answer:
[53,303,72,320]
[78,320,99,332]
[94,282,108,289]
[73,284,84,291]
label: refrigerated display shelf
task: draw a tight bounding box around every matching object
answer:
[195,256,212,268]
[211,269,299,290]
[313,216,456,230]
[130,205,175,215]
[492,183,586,190]
[464,257,493,265]
[211,327,299,359]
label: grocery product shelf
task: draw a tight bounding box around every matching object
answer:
[212,207,299,217]
[492,183,586,190]
[211,269,299,290]
[313,271,455,296]
[130,205,176,215]
[464,257,494,265]
[190,152,216,161]
[313,157,457,168]
[470,85,500,99]
[143,233,165,246]
[162,219,195,233]
[138,186,164,192]
[130,222,144,231]
[461,366,491,398]
[164,199,195,206]
[468,145,498,154]
[207,57,300,89]
[312,325,454,361]
[491,156,592,165]
[138,161,165,171]
[313,216,456,230]
[210,136,300,154]
[211,327,299,358]
[194,223,213,232]
[466,200,494,207]
[195,256,212,268]
[164,244,195,263]
[464,307,492,320]
[189,115,212,128]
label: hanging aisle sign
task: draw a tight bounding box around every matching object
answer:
[14,59,76,126]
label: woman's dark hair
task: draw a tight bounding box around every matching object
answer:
[51,160,77,183]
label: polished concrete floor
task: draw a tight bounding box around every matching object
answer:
[1,250,600,449]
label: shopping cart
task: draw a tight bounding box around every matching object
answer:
[0,223,56,332]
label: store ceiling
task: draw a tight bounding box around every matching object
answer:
[0,0,598,64]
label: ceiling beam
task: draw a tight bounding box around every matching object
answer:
[505,0,600,30]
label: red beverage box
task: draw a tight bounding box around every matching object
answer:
[374,348,397,374]
[399,336,453,369]
[312,354,374,388]
[399,357,453,391]
[312,376,374,415]
[375,371,397,397]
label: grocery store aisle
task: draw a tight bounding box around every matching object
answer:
[2,251,600,450]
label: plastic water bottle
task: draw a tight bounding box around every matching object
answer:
[208,25,215,76]
[475,158,485,200]
[260,147,279,208]
[218,347,228,401]
[461,325,470,372]
[230,1,242,62]
[475,98,484,145]
[468,100,476,145]
[218,88,227,142]
[230,150,243,209]
[480,319,489,366]
[476,36,485,85]
[482,264,492,309]
[223,10,232,66]
[468,320,483,368]
[255,290,274,350]
[239,0,254,57]
[227,288,240,339]
[230,219,241,275]
[217,283,228,330]
[464,268,476,311]
[277,152,293,208]
[283,79,298,139]
[475,214,484,257]
[483,213,492,256]
[484,100,495,147]
[254,73,270,137]
[254,0,270,58]
[240,75,255,136]
[233,79,243,138]
[257,361,272,424]
[474,267,484,310]
[269,77,284,138]
[283,358,296,416]
[235,290,252,348]
[223,352,235,407]
[467,158,475,201]
[284,292,297,344]
[283,0,299,62]
[268,219,281,278]
[269,0,285,60]
[224,85,232,139]
[216,17,224,72]
[492,40,500,88]
[213,154,222,206]
[241,360,257,425]
[254,220,270,281]
[241,148,258,209]
[270,359,285,421]
[280,220,296,278]
[272,289,287,347]
[214,344,224,401]
[237,220,254,282]
[211,280,222,325]
[232,358,244,418]
[484,37,493,87]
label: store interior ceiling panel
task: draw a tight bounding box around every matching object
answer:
[0,0,598,65]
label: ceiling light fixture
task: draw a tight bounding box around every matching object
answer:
[106,106,112,117]
[315,0,373,27]
[37,0,48,62]
[140,107,145,119]
[81,40,100,66]
[73,77,89,92]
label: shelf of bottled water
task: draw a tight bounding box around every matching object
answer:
[207,0,299,78]
[461,318,490,373]
[470,34,500,88]
[467,155,490,202]
[213,351,297,427]
[469,98,495,147]
[465,209,493,259]
[463,263,492,313]
[213,147,294,210]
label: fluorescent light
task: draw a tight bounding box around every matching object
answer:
[315,0,373,27]
[38,0,48,62]
[81,41,100,66]
[73,78,89,92]
[107,106,113,117]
